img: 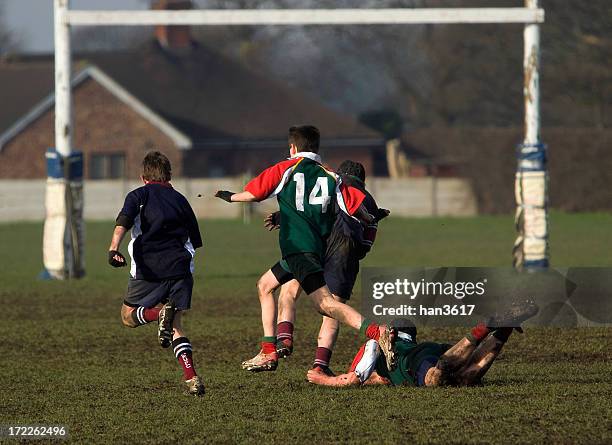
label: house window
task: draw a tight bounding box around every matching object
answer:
[90,153,126,179]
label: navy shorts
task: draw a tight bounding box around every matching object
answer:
[124,275,193,311]
[323,233,359,300]
[270,233,359,300]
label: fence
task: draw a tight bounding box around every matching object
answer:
[0,177,477,222]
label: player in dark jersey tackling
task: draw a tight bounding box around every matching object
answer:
[267,160,390,376]
[306,301,539,388]
[214,126,395,373]
[108,151,205,396]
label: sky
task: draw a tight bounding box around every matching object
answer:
[3,0,148,53]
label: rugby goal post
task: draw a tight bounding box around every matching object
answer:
[48,0,546,279]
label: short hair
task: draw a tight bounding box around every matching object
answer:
[391,318,417,343]
[288,125,320,153]
[142,151,172,182]
[337,160,366,182]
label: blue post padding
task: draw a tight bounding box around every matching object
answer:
[517,142,547,172]
[523,259,549,269]
[46,148,83,180]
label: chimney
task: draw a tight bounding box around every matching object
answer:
[152,0,193,50]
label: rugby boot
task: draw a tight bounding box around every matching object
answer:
[158,301,176,348]
[241,350,278,372]
[487,299,539,330]
[185,375,205,396]
[276,338,293,359]
[377,325,397,371]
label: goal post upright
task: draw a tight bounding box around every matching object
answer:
[514,0,548,270]
[50,3,546,278]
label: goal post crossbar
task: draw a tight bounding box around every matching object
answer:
[64,8,544,26]
[49,0,547,279]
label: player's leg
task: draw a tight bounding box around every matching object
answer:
[430,300,540,386]
[121,278,168,328]
[120,303,162,328]
[286,252,396,369]
[452,328,514,386]
[433,321,492,376]
[170,310,204,396]
[276,278,302,358]
[164,275,204,396]
[312,241,358,375]
[312,297,343,375]
[242,266,288,372]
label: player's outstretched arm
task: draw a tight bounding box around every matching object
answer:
[214,190,257,203]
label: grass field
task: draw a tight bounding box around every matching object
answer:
[1,212,611,444]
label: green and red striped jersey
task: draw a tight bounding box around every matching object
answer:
[245,152,365,258]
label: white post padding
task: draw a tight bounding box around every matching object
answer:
[43,178,85,279]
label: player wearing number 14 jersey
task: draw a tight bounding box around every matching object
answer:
[214,125,394,373]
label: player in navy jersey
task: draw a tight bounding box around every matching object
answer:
[107,151,205,396]
[268,160,390,376]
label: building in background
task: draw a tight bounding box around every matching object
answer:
[0,1,384,180]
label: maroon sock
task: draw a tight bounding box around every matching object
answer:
[277,321,294,343]
[469,322,491,344]
[313,347,332,369]
[131,306,161,326]
[172,337,197,380]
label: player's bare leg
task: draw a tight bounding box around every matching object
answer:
[276,279,301,358]
[242,269,281,372]
[171,311,204,396]
[308,286,395,369]
[120,303,162,328]
[257,270,281,337]
[428,300,540,387]
[453,328,513,386]
[311,297,344,375]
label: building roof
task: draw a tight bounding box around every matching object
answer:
[0,41,383,150]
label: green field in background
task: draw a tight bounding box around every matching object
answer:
[1,213,611,444]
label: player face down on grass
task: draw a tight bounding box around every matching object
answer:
[307,301,540,388]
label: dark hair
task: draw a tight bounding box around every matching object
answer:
[288,125,320,153]
[391,318,417,343]
[337,160,366,182]
[142,151,172,182]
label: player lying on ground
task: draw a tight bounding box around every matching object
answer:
[108,151,205,396]
[307,300,539,388]
[214,125,395,373]
[267,160,390,376]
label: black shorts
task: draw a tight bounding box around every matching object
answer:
[323,233,359,300]
[124,275,193,311]
[271,252,326,295]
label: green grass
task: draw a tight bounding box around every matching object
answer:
[1,212,611,444]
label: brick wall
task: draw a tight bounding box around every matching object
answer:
[0,78,182,179]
